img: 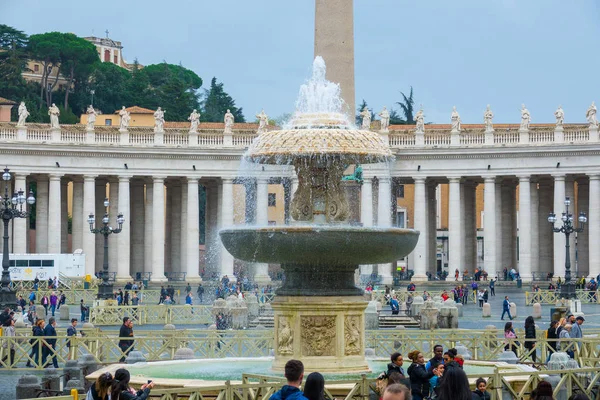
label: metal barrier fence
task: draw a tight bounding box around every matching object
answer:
[89,304,214,325]
[370,289,477,304]
[3,329,600,371]
[16,288,162,305]
[19,367,600,400]
[525,290,599,305]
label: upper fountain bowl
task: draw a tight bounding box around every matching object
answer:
[245,112,393,165]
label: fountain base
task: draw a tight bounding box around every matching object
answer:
[272,295,370,373]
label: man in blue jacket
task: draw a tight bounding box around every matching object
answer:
[501,296,513,320]
[42,317,59,368]
[269,360,309,400]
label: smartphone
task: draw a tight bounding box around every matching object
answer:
[147,380,152,384]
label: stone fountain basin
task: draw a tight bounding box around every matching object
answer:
[219,226,419,266]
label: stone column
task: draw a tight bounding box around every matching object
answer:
[82,175,96,276]
[220,178,235,279]
[427,182,438,277]
[377,176,392,283]
[483,177,497,278]
[360,178,373,227]
[255,178,270,283]
[13,174,28,253]
[553,175,566,278]
[117,176,131,281]
[495,180,503,277]
[47,174,62,253]
[518,176,532,281]
[501,181,517,270]
[60,179,69,253]
[577,179,589,277]
[448,177,462,276]
[35,176,49,253]
[538,179,554,277]
[151,177,167,282]
[71,178,83,253]
[186,178,201,281]
[129,180,145,278]
[463,181,477,273]
[180,180,188,277]
[144,181,153,276]
[412,178,428,280]
[169,181,182,274]
[95,180,106,270]
[530,181,539,279]
[588,174,600,279]
[205,182,220,275]
[108,179,119,274]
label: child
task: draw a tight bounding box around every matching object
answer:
[473,377,490,399]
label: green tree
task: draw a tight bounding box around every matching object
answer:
[27,32,65,108]
[200,77,245,123]
[395,86,415,125]
[88,62,132,114]
[0,25,29,102]
[60,33,98,110]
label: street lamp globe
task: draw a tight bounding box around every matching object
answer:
[548,212,557,224]
[103,197,109,208]
[2,168,11,181]
[27,190,35,205]
[102,214,109,224]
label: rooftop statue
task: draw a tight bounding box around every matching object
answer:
[16,102,29,127]
[48,103,60,129]
[484,104,494,132]
[188,109,200,133]
[119,106,131,130]
[86,105,97,130]
[360,106,371,129]
[224,109,234,133]
[154,107,165,133]
[256,109,269,133]
[415,106,425,134]
[451,106,461,132]
[520,104,531,131]
[554,105,564,127]
[378,107,390,132]
[587,102,599,128]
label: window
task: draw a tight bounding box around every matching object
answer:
[396,211,406,228]
[114,54,118,64]
[105,119,112,126]
[268,193,276,207]
[104,49,110,62]
[34,64,40,73]
[397,184,405,198]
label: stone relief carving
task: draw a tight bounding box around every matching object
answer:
[344,315,361,356]
[300,316,336,356]
[277,316,294,355]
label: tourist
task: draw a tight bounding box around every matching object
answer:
[270,359,309,400]
[1,318,16,367]
[477,290,484,307]
[472,377,490,400]
[0,307,11,325]
[407,282,416,292]
[197,283,204,303]
[41,294,49,314]
[442,348,461,370]
[118,317,135,362]
[124,290,130,306]
[428,364,444,398]
[530,381,554,400]
[57,290,66,310]
[42,316,59,368]
[503,321,518,356]
[559,324,573,358]
[185,282,192,294]
[88,371,114,400]
[455,269,459,281]
[500,296,513,320]
[27,300,36,324]
[303,372,326,400]
[407,350,434,400]
[66,318,78,360]
[434,366,475,400]
[524,316,537,363]
[425,345,444,372]
[546,320,559,359]
[461,286,468,305]
[441,291,449,301]
[28,290,36,304]
[382,384,411,400]
[185,292,193,306]
[387,352,406,377]
[489,278,495,296]
[49,291,58,316]
[390,295,400,315]
[26,319,45,367]
[471,280,478,297]
[571,316,584,339]
[18,295,26,314]
[80,299,89,322]
[110,368,154,400]
[406,294,413,315]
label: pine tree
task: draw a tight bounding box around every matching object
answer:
[200,77,245,123]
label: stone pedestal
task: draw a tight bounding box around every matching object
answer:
[533,303,542,319]
[365,301,379,330]
[509,302,517,318]
[60,306,69,320]
[411,296,424,317]
[271,295,369,373]
[482,303,491,317]
[246,294,260,320]
[419,300,439,329]
[16,375,41,400]
[438,300,458,328]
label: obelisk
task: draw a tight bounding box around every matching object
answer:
[314,0,355,116]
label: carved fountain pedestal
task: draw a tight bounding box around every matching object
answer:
[272,296,368,373]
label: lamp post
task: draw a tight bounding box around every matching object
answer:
[0,167,35,309]
[88,197,124,300]
[548,197,587,299]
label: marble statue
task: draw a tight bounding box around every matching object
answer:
[154,107,165,133]
[277,317,293,355]
[188,109,200,133]
[520,104,531,130]
[554,105,564,127]
[451,106,461,131]
[256,109,269,133]
[48,103,60,129]
[484,104,494,132]
[224,109,234,133]
[587,102,599,128]
[415,107,425,133]
[360,107,371,129]
[119,106,131,130]
[16,102,29,127]
[379,107,390,132]
[86,105,97,130]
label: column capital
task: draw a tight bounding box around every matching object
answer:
[361,177,373,184]
[448,176,461,183]
[414,177,426,185]
[153,176,167,183]
[517,175,531,182]
[377,176,391,183]
[588,173,600,180]
[118,175,133,182]
[484,176,496,183]
[256,178,269,185]
[187,177,200,184]
[83,174,97,181]
[13,172,29,179]
[49,173,63,180]
[222,178,234,184]
[552,174,566,180]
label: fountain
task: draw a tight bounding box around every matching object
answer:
[219,57,419,373]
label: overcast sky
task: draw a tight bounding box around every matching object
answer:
[3,0,600,124]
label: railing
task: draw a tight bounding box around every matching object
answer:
[233,134,258,147]
[424,131,451,146]
[530,129,554,143]
[94,131,119,144]
[16,288,162,305]
[525,289,599,305]
[198,133,225,146]
[164,132,189,146]
[564,128,589,142]
[89,304,213,325]
[494,131,519,144]
[129,132,155,145]
[369,289,477,304]
[460,133,485,145]
[389,133,415,147]
[0,125,17,140]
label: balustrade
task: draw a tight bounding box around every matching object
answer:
[525,289,599,305]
